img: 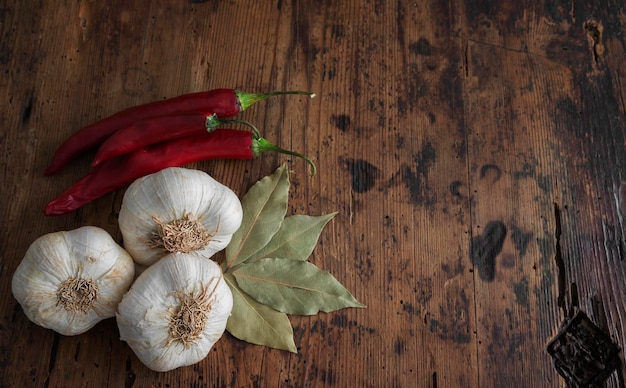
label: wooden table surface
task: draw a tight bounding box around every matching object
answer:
[2,1,626,387]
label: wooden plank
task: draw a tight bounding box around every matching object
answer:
[461,0,626,386]
[463,39,565,386]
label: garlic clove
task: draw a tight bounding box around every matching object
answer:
[11,226,135,336]
[118,167,243,266]
[116,252,233,372]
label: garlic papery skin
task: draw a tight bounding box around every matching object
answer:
[116,253,233,372]
[118,167,243,266]
[11,226,135,336]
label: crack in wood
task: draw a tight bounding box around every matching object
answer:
[125,356,136,388]
[615,182,626,262]
[463,41,469,78]
[570,281,579,313]
[21,92,33,124]
[553,202,581,319]
[553,202,568,317]
[44,332,60,387]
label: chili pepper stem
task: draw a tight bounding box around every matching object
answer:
[215,117,261,138]
[205,114,263,137]
[205,114,222,131]
[253,137,316,176]
[236,90,316,111]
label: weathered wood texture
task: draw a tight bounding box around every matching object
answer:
[1,1,625,387]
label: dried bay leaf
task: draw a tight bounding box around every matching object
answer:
[223,165,289,271]
[224,272,297,353]
[222,165,364,352]
[233,259,365,315]
[247,213,338,263]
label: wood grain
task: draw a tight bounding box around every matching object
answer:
[1,1,625,387]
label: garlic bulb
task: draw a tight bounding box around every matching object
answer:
[116,252,233,372]
[118,167,243,266]
[11,226,135,336]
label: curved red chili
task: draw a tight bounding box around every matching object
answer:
[91,114,218,166]
[44,129,315,216]
[44,89,315,175]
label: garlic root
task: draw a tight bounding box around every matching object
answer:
[11,226,135,336]
[116,253,233,372]
[119,167,242,266]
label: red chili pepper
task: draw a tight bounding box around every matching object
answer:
[44,89,315,175]
[90,113,257,167]
[90,114,218,167]
[44,129,316,216]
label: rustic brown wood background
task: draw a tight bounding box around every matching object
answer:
[1,0,626,387]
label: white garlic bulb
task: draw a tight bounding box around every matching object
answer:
[118,167,243,266]
[11,226,135,336]
[116,252,233,372]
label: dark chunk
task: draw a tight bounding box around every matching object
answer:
[547,311,621,387]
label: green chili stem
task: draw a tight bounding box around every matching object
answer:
[236,90,316,111]
[253,137,317,176]
[205,114,222,131]
[205,114,260,137]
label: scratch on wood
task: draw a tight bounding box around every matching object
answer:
[463,41,469,78]
[349,191,354,225]
[467,38,560,67]
[396,0,407,66]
